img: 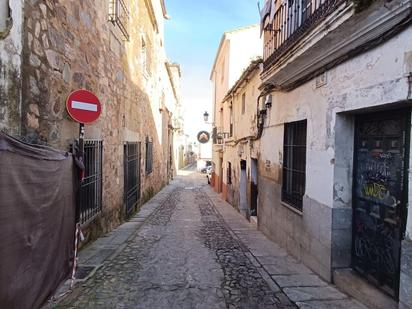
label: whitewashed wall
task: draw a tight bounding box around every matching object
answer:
[261,26,412,208]
[0,0,23,134]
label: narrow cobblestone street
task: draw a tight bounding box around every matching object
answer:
[53,168,365,309]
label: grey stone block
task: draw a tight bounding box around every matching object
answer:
[283,286,347,302]
[244,252,261,268]
[256,267,281,293]
[272,274,328,288]
[332,207,352,230]
[296,299,368,309]
[331,228,351,268]
[251,247,288,259]
[309,238,331,270]
[263,257,312,275]
[333,268,398,309]
[401,240,412,276]
[400,272,412,309]
[83,248,116,265]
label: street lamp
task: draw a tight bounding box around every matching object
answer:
[203,111,209,123]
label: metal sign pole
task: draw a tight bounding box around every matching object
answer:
[79,123,85,155]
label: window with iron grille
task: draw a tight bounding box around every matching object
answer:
[282,120,307,211]
[227,162,232,185]
[145,137,153,174]
[124,142,141,216]
[79,140,103,224]
[108,0,130,41]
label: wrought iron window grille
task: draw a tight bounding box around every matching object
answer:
[108,0,130,41]
[124,142,141,217]
[282,120,307,211]
[78,140,103,224]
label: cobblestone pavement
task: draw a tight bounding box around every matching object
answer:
[54,175,294,308]
[53,170,366,309]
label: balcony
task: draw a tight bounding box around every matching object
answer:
[263,0,346,70]
[261,0,412,90]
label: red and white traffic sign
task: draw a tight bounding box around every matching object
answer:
[66,89,102,124]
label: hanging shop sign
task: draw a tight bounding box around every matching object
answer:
[197,131,210,144]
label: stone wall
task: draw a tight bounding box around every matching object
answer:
[1,0,176,237]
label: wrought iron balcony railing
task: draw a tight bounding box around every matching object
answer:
[263,0,346,69]
[109,0,130,41]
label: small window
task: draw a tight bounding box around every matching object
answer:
[227,162,232,185]
[282,120,307,211]
[241,93,246,115]
[229,104,233,137]
[145,137,153,174]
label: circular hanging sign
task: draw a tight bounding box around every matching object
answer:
[197,131,210,144]
[66,89,102,124]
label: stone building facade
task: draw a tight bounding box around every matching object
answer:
[0,0,183,239]
[260,0,412,307]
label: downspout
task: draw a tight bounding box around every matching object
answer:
[228,92,267,147]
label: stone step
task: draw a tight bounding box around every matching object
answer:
[333,269,398,309]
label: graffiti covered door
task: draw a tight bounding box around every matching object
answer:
[353,110,410,298]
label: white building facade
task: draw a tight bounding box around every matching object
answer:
[258,0,412,307]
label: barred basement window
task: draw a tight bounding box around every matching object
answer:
[282,120,307,211]
[227,162,232,185]
[108,0,130,41]
[145,137,153,175]
[79,140,103,224]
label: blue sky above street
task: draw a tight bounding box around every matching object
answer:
[164,0,261,140]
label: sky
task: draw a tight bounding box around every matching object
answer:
[164,0,261,141]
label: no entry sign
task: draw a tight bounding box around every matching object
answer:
[66,89,102,124]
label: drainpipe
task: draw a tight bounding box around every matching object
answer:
[407,73,412,100]
[0,0,9,33]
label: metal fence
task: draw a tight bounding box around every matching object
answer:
[124,142,141,217]
[79,140,103,224]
